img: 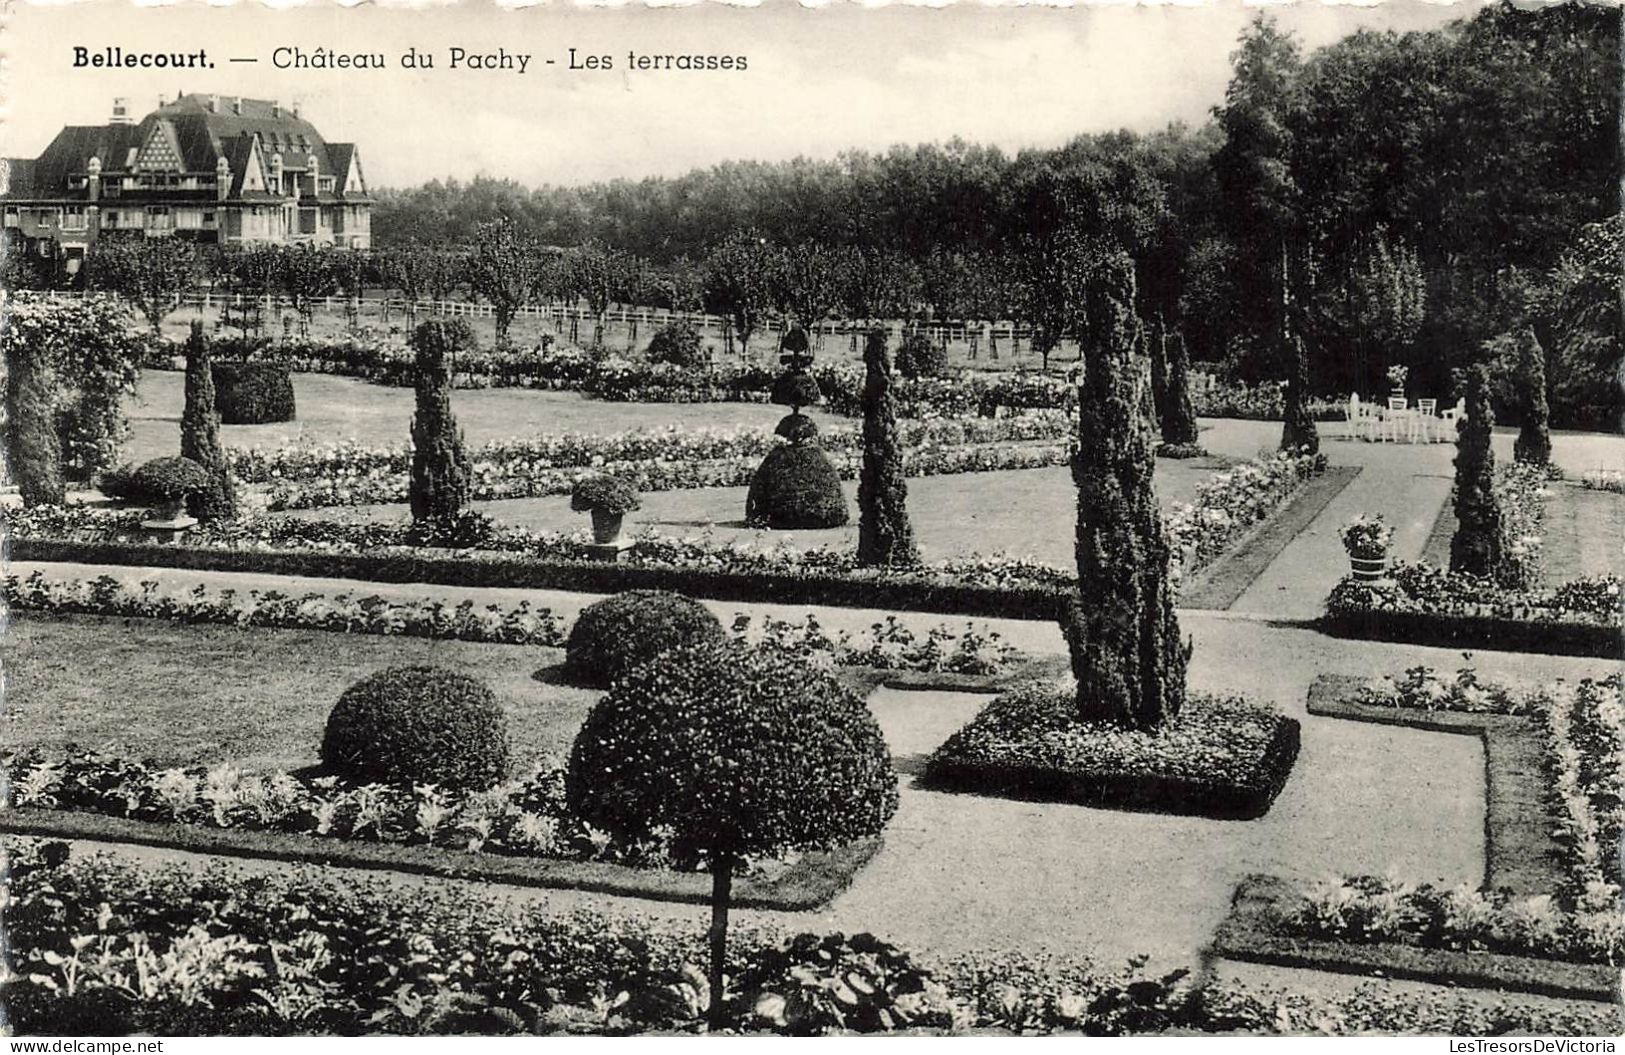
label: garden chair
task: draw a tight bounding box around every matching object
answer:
[1344,394,1364,440]
[1382,397,1410,443]
[1438,398,1466,437]
[1415,398,1438,443]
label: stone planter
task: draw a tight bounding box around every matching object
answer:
[141,496,198,541]
[1348,553,1389,582]
[590,508,625,545]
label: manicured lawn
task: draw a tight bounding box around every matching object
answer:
[3,612,594,773]
[123,369,843,466]
[279,455,1235,568]
[1541,480,1625,581]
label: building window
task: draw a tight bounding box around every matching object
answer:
[61,206,88,231]
[104,212,120,228]
[331,208,345,234]
[146,206,172,232]
[299,208,317,235]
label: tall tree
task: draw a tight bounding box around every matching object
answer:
[408,320,474,522]
[1279,333,1319,453]
[86,237,198,336]
[857,329,917,568]
[179,321,237,523]
[1063,250,1188,730]
[1449,361,1504,579]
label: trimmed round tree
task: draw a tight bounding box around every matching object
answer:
[1450,361,1503,579]
[1064,252,1188,731]
[179,322,237,523]
[567,642,898,1029]
[1279,333,1319,454]
[857,329,917,568]
[3,336,64,507]
[321,666,511,791]
[1160,329,1200,447]
[564,589,725,687]
[409,319,474,523]
[1512,328,1552,468]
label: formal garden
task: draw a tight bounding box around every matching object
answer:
[4,2,1623,1038]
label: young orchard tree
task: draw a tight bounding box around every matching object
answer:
[408,319,475,522]
[179,321,237,522]
[1449,360,1503,579]
[276,244,340,339]
[1279,332,1319,453]
[565,239,634,350]
[1063,249,1189,730]
[567,643,897,1030]
[857,329,918,568]
[469,217,546,345]
[703,233,778,363]
[771,241,843,350]
[86,236,199,336]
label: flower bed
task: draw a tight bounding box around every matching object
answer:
[8,838,1615,1037]
[1323,560,1622,658]
[1580,468,1625,494]
[920,685,1300,819]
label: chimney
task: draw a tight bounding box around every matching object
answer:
[306,153,319,196]
[271,101,281,118]
[110,97,130,125]
[270,153,284,197]
[292,99,301,118]
[231,97,241,115]
[207,94,218,113]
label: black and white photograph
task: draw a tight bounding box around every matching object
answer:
[0,0,1621,1042]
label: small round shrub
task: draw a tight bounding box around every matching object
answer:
[771,370,822,411]
[895,332,947,380]
[646,321,708,369]
[746,444,850,529]
[129,456,212,501]
[402,509,496,549]
[97,462,141,503]
[212,362,296,424]
[566,641,898,864]
[320,666,510,790]
[774,411,820,444]
[564,590,726,688]
[570,475,641,515]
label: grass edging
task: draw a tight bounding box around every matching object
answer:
[1210,874,1618,1003]
[1180,466,1362,611]
[919,714,1301,820]
[1307,673,1562,896]
[1317,607,1621,660]
[0,806,880,912]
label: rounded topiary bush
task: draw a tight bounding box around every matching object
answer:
[646,321,708,369]
[567,640,899,865]
[746,443,850,529]
[319,665,511,790]
[129,455,213,502]
[564,590,726,688]
[212,362,296,424]
[895,332,947,380]
[774,411,820,444]
[771,370,822,411]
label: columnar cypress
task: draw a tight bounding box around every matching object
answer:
[1449,361,1503,578]
[3,339,64,507]
[1160,329,1200,447]
[1279,333,1319,453]
[857,329,917,567]
[1512,328,1552,467]
[1063,253,1188,731]
[1148,317,1170,429]
[409,320,473,522]
[179,322,237,522]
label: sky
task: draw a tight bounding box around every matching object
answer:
[3,0,1473,190]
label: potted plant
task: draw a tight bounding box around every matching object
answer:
[1339,513,1395,581]
[131,456,213,535]
[1386,364,1409,400]
[571,475,641,545]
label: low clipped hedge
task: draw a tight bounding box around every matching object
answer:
[922,685,1300,819]
[564,590,727,687]
[746,444,850,529]
[213,362,296,424]
[320,666,511,790]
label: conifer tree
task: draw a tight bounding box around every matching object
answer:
[1450,361,1503,578]
[857,329,917,567]
[409,320,474,522]
[1160,329,1201,447]
[179,321,237,522]
[3,338,64,507]
[1148,317,1170,428]
[1512,328,1552,467]
[1063,252,1188,730]
[1279,333,1319,453]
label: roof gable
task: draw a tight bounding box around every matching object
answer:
[134,119,185,172]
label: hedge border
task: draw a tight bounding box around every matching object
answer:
[1179,466,1361,611]
[8,538,1067,621]
[918,713,1301,821]
[1306,674,1562,897]
[0,806,881,912]
[1209,874,1618,1004]
[1318,607,1620,659]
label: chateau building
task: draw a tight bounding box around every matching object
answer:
[1,93,372,267]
